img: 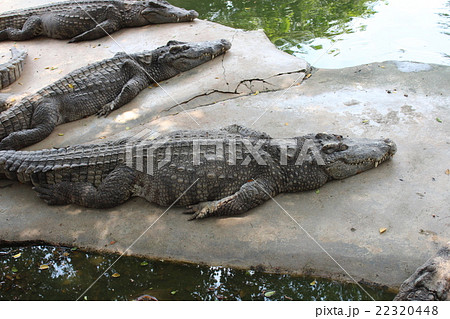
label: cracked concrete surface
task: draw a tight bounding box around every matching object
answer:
[0,1,449,290]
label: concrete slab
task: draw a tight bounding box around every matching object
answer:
[0,1,449,290]
[0,1,308,150]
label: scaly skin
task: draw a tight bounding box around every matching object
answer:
[0,0,198,42]
[0,47,27,92]
[0,125,397,219]
[0,39,231,150]
[394,243,450,301]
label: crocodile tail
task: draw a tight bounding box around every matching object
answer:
[0,99,33,141]
[0,149,20,180]
[0,47,27,90]
[0,12,33,30]
[1,140,128,184]
[0,148,53,183]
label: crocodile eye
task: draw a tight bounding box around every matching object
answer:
[315,133,329,139]
[166,40,183,46]
[169,46,183,54]
[339,143,348,151]
[322,144,339,154]
[322,143,348,154]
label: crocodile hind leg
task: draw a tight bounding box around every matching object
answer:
[68,5,121,43]
[97,60,149,117]
[0,100,58,150]
[183,178,277,220]
[0,16,43,41]
[33,166,138,208]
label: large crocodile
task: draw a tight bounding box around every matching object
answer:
[395,243,449,301]
[0,39,231,150]
[0,125,397,219]
[0,0,198,42]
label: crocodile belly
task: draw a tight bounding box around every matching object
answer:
[40,12,101,39]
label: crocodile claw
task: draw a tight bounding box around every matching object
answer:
[33,184,67,205]
[0,135,19,151]
[183,202,217,220]
[97,103,114,118]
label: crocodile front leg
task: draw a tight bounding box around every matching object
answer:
[0,16,43,41]
[32,166,138,208]
[184,178,277,220]
[68,5,122,43]
[0,100,58,150]
[97,60,150,117]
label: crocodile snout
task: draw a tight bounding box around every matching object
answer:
[188,10,199,19]
[384,138,397,155]
[220,39,232,51]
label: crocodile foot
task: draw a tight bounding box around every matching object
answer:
[97,102,114,117]
[33,184,68,205]
[0,136,18,151]
[183,201,218,220]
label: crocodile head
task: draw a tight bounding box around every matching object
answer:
[313,133,397,180]
[140,0,198,23]
[136,39,231,77]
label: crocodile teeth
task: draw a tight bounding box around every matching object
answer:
[374,161,379,168]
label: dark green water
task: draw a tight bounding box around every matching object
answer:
[0,246,395,301]
[171,0,450,67]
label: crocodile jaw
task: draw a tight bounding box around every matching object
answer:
[324,138,397,180]
[160,39,231,72]
[141,1,198,24]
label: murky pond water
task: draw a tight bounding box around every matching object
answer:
[171,0,450,67]
[0,246,395,301]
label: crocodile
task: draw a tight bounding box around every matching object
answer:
[395,243,450,301]
[0,39,231,150]
[0,0,198,42]
[0,125,397,219]
[0,47,27,91]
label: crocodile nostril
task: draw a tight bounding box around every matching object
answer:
[384,138,397,155]
[189,10,199,19]
[220,39,232,51]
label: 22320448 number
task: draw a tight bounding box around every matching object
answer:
[376,305,438,316]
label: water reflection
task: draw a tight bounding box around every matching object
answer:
[437,1,450,36]
[172,0,379,52]
[171,0,450,67]
[0,246,395,301]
